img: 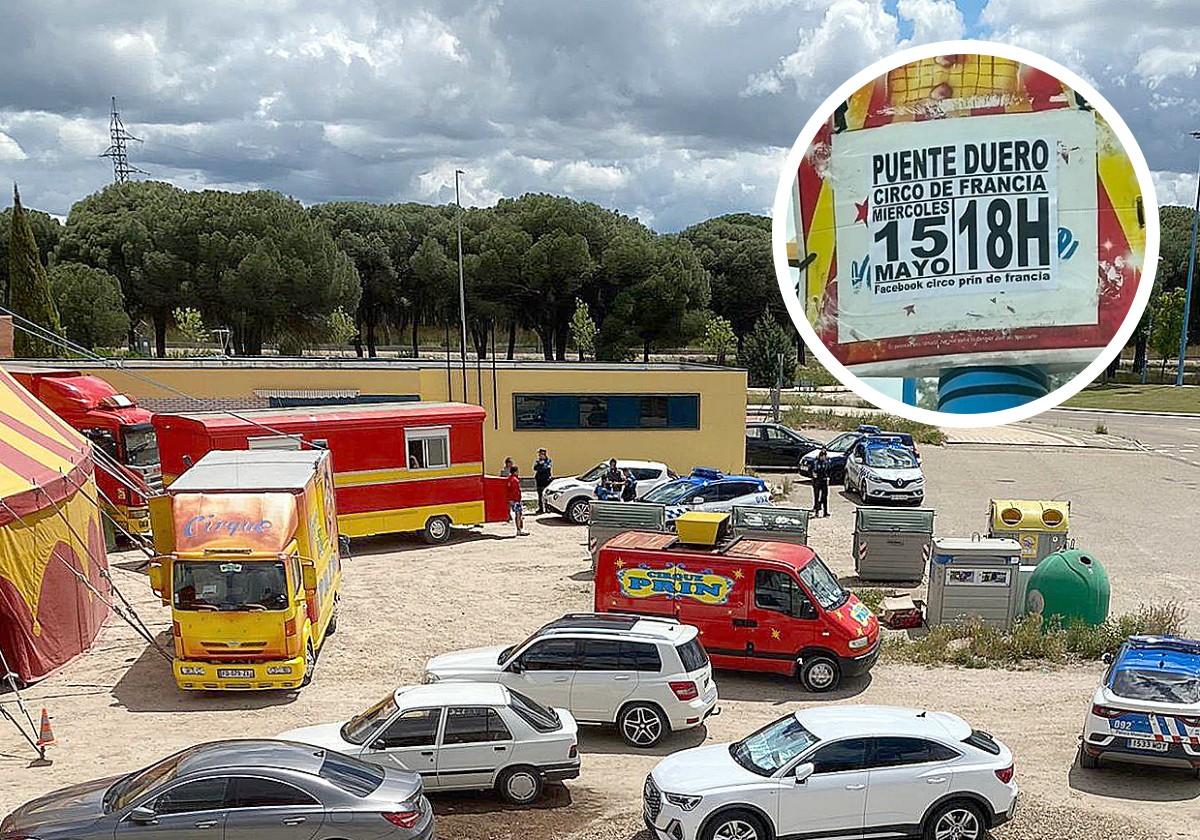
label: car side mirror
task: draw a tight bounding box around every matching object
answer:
[370,737,387,751]
[129,806,158,824]
[1101,652,1113,665]
[793,763,815,784]
[692,496,704,505]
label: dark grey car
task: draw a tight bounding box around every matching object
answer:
[1,740,433,840]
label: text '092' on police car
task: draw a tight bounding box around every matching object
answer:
[1080,635,1200,777]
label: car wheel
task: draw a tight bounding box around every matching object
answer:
[422,515,452,544]
[566,498,591,525]
[923,800,985,840]
[1077,744,1098,769]
[702,809,767,840]
[496,765,543,805]
[325,602,338,636]
[799,654,840,692]
[300,640,316,687]
[619,703,666,748]
[859,479,868,500]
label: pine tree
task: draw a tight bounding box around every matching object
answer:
[8,185,63,357]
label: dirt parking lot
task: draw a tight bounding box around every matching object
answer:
[2,436,1198,838]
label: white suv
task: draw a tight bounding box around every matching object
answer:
[644,705,1017,840]
[423,613,719,748]
[542,460,673,523]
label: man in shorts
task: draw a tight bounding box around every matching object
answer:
[507,465,528,536]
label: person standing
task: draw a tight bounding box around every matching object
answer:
[507,466,528,536]
[811,448,830,518]
[533,448,553,514]
[621,467,639,502]
[500,456,514,478]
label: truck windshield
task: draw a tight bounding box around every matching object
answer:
[173,560,290,612]
[730,715,819,776]
[341,693,400,745]
[798,557,848,610]
[122,424,160,468]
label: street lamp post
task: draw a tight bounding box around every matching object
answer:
[454,169,468,400]
[1174,131,1200,386]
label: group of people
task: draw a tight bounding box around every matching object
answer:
[594,458,639,502]
[500,448,556,536]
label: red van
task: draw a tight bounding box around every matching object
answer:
[594,530,880,692]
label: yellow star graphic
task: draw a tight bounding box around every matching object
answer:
[732,568,744,580]
[771,628,782,641]
[615,558,625,569]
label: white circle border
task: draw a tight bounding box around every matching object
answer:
[771,38,1160,429]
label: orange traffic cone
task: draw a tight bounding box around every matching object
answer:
[36,708,55,747]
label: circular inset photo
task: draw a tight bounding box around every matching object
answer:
[773,40,1157,425]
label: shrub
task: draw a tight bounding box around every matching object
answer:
[781,406,946,446]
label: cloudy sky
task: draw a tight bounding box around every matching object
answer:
[0,0,1197,231]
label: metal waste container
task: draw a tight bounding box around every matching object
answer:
[731,505,809,545]
[988,499,1070,563]
[927,536,1023,629]
[588,501,666,564]
[853,507,935,581]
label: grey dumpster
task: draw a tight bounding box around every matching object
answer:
[588,501,666,564]
[927,536,1023,629]
[853,507,934,581]
[731,505,809,545]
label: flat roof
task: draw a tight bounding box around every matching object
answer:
[169,450,323,492]
[162,401,485,428]
[6,357,742,373]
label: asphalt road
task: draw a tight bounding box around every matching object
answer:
[1040,408,1200,464]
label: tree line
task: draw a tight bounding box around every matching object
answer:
[2,181,790,367]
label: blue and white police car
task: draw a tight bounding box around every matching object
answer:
[1079,636,1200,776]
[641,467,771,523]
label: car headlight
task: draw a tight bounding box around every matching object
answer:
[663,792,703,811]
[179,665,205,676]
[849,635,871,650]
[862,469,877,480]
[423,672,439,684]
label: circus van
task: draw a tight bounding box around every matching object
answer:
[593,512,880,693]
[154,401,509,544]
[147,449,341,691]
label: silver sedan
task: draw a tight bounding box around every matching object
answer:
[1,739,433,840]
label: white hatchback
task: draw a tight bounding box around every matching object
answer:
[542,460,673,523]
[644,705,1017,840]
[279,682,579,805]
[424,613,719,748]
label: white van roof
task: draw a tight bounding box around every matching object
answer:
[170,450,325,492]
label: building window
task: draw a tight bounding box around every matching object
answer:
[512,394,699,430]
[405,427,450,469]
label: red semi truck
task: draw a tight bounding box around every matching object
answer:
[9,367,161,537]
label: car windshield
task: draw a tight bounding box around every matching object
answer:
[825,433,858,454]
[105,751,185,812]
[341,693,400,745]
[644,479,700,505]
[121,424,160,468]
[578,463,607,481]
[319,750,385,796]
[1111,668,1200,705]
[799,557,848,610]
[509,689,562,732]
[730,715,819,776]
[173,560,290,612]
[865,448,917,469]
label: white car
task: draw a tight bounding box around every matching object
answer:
[424,613,719,748]
[845,440,925,503]
[542,459,673,523]
[278,682,579,805]
[1079,635,1200,776]
[644,705,1017,840]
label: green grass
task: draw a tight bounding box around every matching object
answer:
[882,603,1188,669]
[1066,383,1200,413]
[781,406,947,445]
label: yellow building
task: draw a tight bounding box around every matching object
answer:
[12,358,748,477]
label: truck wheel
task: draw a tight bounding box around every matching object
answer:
[799,654,840,692]
[566,498,591,525]
[422,515,452,544]
[1077,744,1098,769]
[301,641,316,687]
[496,766,543,805]
[619,702,666,747]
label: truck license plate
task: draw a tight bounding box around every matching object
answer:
[217,668,255,679]
[1127,738,1168,753]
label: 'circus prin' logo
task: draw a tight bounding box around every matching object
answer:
[617,564,734,606]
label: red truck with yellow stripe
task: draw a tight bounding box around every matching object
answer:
[153,402,510,543]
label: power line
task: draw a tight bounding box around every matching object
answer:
[99,97,149,184]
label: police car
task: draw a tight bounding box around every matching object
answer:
[798,425,919,484]
[845,438,926,503]
[641,468,771,522]
[1079,636,1200,776]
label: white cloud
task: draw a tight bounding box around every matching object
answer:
[897,0,964,43]
[557,161,628,192]
[1153,170,1199,207]
[0,130,27,161]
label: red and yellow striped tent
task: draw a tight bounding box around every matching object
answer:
[0,367,108,682]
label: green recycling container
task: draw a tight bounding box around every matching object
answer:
[1025,549,1109,626]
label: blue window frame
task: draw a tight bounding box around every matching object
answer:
[513,394,699,430]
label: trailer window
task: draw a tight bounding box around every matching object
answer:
[405,427,450,470]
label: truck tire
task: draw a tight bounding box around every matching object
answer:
[566,498,591,525]
[799,654,840,692]
[496,765,543,805]
[422,515,452,544]
[301,640,316,687]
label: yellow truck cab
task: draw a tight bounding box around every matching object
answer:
[147,449,342,691]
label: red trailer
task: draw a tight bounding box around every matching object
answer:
[9,367,161,537]
[154,401,510,543]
